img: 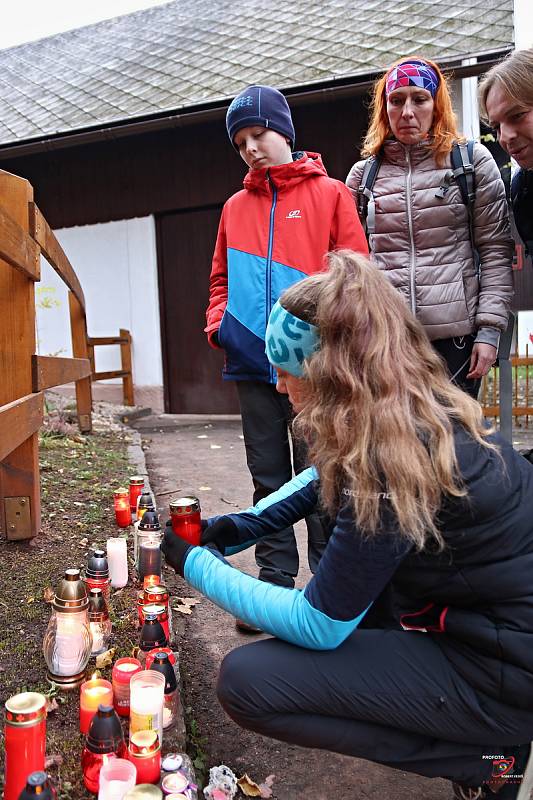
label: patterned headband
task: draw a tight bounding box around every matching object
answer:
[265,300,319,378]
[385,60,439,98]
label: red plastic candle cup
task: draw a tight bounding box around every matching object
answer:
[129,477,145,516]
[128,730,161,784]
[169,497,201,545]
[80,678,113,734]
[114,488,132,528]
[4,692,47,800]
[143,574,160,590]
[112,658,143,717]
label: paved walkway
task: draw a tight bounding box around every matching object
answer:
[130,411,533,799]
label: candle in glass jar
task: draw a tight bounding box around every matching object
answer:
[4,692,47,800]
[114,488,132,528]
[107,538,128,588]
[112,658,143,717]
[129,671,165,743]
[169,497,201,545]
[127,730,161,785]
[80,678,114,734]
[129,477,145,518]
[138,542,162,583]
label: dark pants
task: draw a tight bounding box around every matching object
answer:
[217,630,533,788]
[236,381,328,588]
[432,335,481,399]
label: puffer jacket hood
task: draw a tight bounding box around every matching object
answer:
[243,151,328,194]
[346,140,514,340]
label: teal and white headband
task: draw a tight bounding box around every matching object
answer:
[265,300,320,377]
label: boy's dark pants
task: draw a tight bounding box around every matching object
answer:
[217,628,533,788]
[236,381,327,588]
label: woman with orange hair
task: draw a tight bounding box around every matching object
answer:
[346,57,514,398]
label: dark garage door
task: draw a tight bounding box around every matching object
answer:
[156,207,240,413]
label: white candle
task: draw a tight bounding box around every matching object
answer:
[106,538,128,588]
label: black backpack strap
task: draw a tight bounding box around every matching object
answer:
[357,153,382,235]
[451,140,476,257]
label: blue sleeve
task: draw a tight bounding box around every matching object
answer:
[207,467,319,555]
[184,499,411,649]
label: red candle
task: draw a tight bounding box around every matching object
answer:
[4,692,47,800]
[127,730,161,784]
[114,488,132,527]
[112,658,143,717]
[129,477,145,517]
[143,574,160,590]
[169,497,202,545]
[80,678,113,734]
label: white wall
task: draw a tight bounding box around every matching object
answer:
[36,216,164,408]
[514,0,532,50]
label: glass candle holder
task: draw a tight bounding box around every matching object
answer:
[112,658,143,718]
[84,550,111,604]
[142,605,169,642]
[123,786,163,799]
[97,758,137,799]
[89,589,113,655]
[160,772,190,795]
[129,671,165,744]
[136,491,154,524]
[4,692,47,800]
[82,705,127,794]
[80,678,114,735]
[42,569,92,690]
[129,477,145,519]
[114,488,132,528]
[107,538,128,589]
[17,771,57,799]
[127,730,161,785]
[137,541,162,584]
[148,651,179,730]
[169,497,201,545]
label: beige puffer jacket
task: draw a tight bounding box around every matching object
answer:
[346,140,514,340]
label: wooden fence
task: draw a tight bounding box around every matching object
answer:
[480,347,533,428]
[0,169,133,541]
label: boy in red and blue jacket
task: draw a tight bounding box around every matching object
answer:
[205,85,367,623]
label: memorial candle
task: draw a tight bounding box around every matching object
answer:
[129,477,145,518]
[112,658,142,717]
[107,538,128,588]
[114,488,132,528]
[127,730,161,785]
[80,677,114,734]
[4,692,47,800]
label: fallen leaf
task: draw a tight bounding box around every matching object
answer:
[43,587,55,603]
[258,775,275,798]
[131,645,140,660]
[210,444,221,449]
[220,497,239,507]
[176,597,200,606]
[198,485,212,491]
[95,648,116,669]
[197,434,208,439]
[45,696,59,714]
[172,597,200,615]
[26,596,35,604]
[237,774,262,797]
[45,754,63,769]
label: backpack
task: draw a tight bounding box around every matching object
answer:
[356,140,476,256]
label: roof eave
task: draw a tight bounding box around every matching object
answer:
[0,46,512,161]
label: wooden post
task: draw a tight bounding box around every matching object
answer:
[68,291,93,433]
[0,169,41,539]
[119,328,134,406]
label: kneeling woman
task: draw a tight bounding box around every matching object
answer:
[162,250,533,800]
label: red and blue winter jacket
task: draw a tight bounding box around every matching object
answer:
[205,151,368,382]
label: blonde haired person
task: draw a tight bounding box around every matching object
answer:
[480,48,533,254]
[163,251,533,800]
[346,56,514,398]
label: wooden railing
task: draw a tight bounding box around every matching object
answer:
[0,169,94,540]
[480,349,533,428]
[88,330,134,407]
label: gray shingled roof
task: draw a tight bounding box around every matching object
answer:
[0,0,513,146]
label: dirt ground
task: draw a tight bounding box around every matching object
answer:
[140,416,454,800]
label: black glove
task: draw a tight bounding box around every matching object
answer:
[161,525,194,576]
[200,516,241,553]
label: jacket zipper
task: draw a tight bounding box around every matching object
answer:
[266,176,277,382]
[405,148,417,315]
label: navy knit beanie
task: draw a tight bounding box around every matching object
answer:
[226,85,295,149]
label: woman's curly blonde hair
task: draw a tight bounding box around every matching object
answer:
[280,251,497,550]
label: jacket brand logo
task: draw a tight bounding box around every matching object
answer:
[286,209,302,219]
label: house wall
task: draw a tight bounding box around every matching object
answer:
[36,216,164,410]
